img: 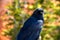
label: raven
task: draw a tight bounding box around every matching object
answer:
[16,8,44,40]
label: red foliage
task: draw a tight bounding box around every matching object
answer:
[0,0,12,40]
[0,35,11,40]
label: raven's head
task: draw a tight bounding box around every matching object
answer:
[33,8,44,15]
[32,8,44,20]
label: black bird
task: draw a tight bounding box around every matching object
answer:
[16,8,44,40]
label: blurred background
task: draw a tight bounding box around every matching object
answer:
[0,0,60,40]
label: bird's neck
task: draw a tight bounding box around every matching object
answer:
[32,14,44,21]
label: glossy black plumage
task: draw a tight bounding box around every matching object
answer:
[16,8,44,40]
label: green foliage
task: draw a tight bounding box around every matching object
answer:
[4,0,60,40]
[38,0,44,4]
[54,9,60,16]
[5,0,30,40]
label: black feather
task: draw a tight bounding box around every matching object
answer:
[16,8,44,40]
